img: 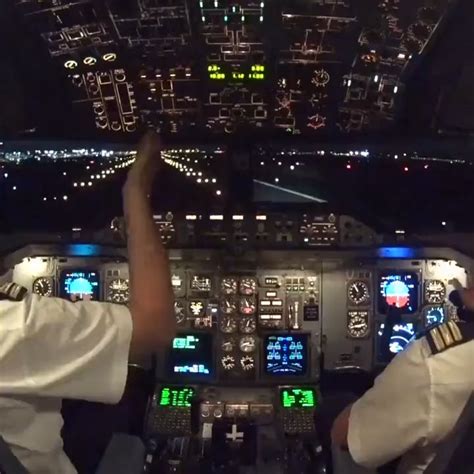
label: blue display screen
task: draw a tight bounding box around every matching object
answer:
[378,323,416,354]
[378,273,419,314]
[60,270,100,301]
[264,334,308,376]
[425,306,445,327]
[168,333,213,379]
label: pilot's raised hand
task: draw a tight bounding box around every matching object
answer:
[124,130,164,196]
[449,278,474,311]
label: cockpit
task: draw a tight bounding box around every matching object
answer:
[1,0,474,473]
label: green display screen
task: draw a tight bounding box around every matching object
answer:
[159,386,195,407]
[280,388,316,408]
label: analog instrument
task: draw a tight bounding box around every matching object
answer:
[221,339,236,352]
[32,277,53,297]
[221,355,235,370]
[348,281,370,305]
[347,311,369,338]
[239,336,256,353]
[424,280,446,304]
[189,300,205,317]
[107,278,129,304]
[239,297,256,315]
[240,277,257,295]
[219,316,238,334]
[240,356,255,371]
[221,277,238,295]
[174,300,186,324]
[425,306,445,327]
[220,298,237,314]
[239,317,256,334]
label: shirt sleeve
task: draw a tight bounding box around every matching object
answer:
[0,294,133,404]
[347,339,432,469]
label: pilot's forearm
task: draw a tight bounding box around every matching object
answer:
[123,183,175,346]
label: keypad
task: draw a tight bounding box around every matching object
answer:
[148,407,192,436]
[281,408,315,434]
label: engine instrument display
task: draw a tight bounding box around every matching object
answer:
[424,280,446,304]
[239,336,257,353]
[264,334,308,376]
[347,281,370,305]
[219,316,237,333]
[239,317,256,334]
[280,388,317,409]
[159,386,195,407]
[107,278,129,304]
[424,306,445,327]
[221,278,238,295]
[168,333,214,380]
[60,270,100,302]
[240,297,256,315]
[378,273,419,314]
[32,277,53,297]
[240,278,257,295]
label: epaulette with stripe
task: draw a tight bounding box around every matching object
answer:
[0,282,28,301]
[426,321,474,355]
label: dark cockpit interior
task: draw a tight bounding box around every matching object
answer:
[1,0,474,473]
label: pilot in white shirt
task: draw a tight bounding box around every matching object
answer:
[0,287,133,473]
[332,292,474,474]
[0,131,176,473]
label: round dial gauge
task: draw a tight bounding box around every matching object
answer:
[108,278,129,304]
[221,278,238,295]
[424,280,446,304]
[221,355,235,370]
[219,316,238,334]
[240,277,257,296]
[221,298,237,314]
[348,281,370,305]
[174,300,186,324]
[347,311,369,338]
[239,297,256,315]
[239,317,256,334]
[239,336,256,353]
[240,356,255,371]
[33,277,53,297]
[221,339,236,352]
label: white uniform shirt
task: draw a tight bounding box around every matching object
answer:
[0,293,133,474]
[348,330,474,474]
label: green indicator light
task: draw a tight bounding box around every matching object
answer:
[224,15,228,22]
[241,15,245,21]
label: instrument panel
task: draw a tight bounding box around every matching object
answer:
[8,244,467,377]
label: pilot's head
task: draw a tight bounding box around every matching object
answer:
[449,289,474,322]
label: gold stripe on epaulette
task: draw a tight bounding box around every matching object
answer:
[439,324,455,347]
[430,327,446,351]
[448,321,463,342]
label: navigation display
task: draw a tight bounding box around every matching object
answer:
[378,322,416,355]
[159,387,195,408]
[280,388,317,409]
[378,272,419,314]
[60,270,100,302]
[263,334,308,376]
[168,333,214,380]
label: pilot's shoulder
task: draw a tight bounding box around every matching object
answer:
[420,321,474,356]
[0,282,28,302]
